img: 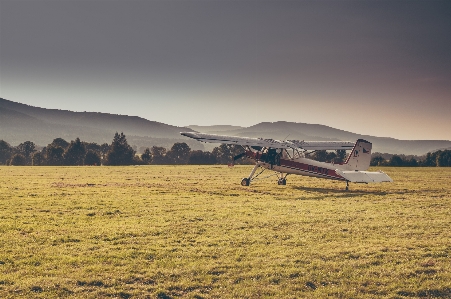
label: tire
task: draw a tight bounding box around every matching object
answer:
[241,178,250,186]
[278,178,287,185]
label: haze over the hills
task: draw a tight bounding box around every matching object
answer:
[1,1,450,141]
[1,98,450,155]
[0,98,204,151]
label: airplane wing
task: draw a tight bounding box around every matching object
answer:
[288,140,355,151]
[335,169,393,183]
[181,132,292,149]
[181,132,355,151]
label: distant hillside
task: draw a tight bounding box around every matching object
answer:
[2,99,450,155]
[0,98,203,151]
[186,122,451,155]
[187,125,245,133]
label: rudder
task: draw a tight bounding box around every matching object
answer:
[343,139,372,171]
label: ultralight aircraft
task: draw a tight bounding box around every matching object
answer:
[181,132,392,190]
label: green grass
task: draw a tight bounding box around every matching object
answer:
[0,166,450,298]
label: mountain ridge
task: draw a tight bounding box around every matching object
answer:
[186,121,451,155]
[1,98,450,155]
[0,98,204,151]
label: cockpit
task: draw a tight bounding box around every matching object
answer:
[246,146,304,165]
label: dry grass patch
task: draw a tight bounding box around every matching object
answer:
[0,166,450,298]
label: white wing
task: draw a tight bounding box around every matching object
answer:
[181,132,355,151]
[288,140,355,151]
[181,132,292,148]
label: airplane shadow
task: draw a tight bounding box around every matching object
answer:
[290,186,390,200]
[293,186,386,194]
[290,185,415,201]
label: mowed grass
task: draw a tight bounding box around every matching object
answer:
[0,166,450,298]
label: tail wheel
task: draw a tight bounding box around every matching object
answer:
[277,178,287,185]
[241,178,250,186]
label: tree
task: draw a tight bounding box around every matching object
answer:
[423,152,437,167]
[165,142,191,164]
[133,155,145,165]
[212,144,245,164]
[371,156,385,166]
[335,150,347,163]
[9,154,27,166]
[84,150,101,166]
[46,145,65,166]
[326,151,337,163]
[151,146,167,164]
[16,141,36,164]
[84,142,101,152]
[406,158,418,167]
[105,132,136,165]
[64,138,86,165]
[437,150,451,167]
[388,155,404,166]
[99,143,110,164]
[188,150,217,165]
[0,140,12,165]
[313,150,328,162]
[100,143,110,155]
[32,152,45,166]
[51,138,70,149]
[141,148,152,164]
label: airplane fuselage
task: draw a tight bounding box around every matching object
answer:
[246,149,346,181]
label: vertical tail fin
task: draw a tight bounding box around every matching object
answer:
[343,139,372,171]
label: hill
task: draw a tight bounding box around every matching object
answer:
[2,98,450,155]
[0,98,203,151]
[187,122,451,155]
[187,125,245,133]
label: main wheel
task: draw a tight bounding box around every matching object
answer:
[241,178,250,186]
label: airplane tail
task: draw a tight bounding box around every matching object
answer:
[342,139,372,171]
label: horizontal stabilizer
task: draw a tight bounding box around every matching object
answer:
[335,169,393,183]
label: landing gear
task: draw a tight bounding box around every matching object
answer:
[241,178,250,186]
[276,172,288,186]
[346,181,349,191]
[239,163,287,187]
[277,178,287,185]
[240,163,262,186]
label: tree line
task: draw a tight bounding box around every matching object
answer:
[311,150,451,167]
[0,133,252,166]
[370,151,451,167]
[1,133,450,166]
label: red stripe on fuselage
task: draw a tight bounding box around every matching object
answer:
[279,159,344,180]
[245,150,344,180]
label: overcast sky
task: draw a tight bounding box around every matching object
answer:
[1,0,450,140]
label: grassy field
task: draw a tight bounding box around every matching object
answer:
[0,166,450,298]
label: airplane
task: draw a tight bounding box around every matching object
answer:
[181,132,393,190]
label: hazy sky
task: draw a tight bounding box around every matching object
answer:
[1,1,450,140]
